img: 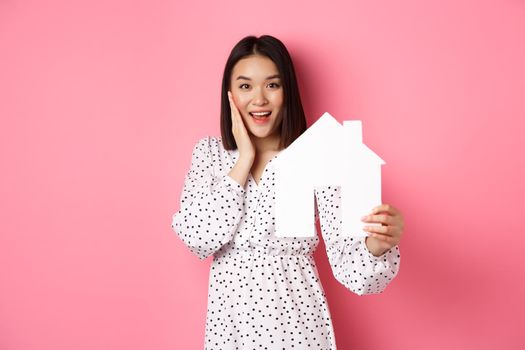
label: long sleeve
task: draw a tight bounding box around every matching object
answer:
[171,136,246,260]
[314,186,400,296]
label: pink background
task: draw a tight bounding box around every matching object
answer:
[1,0,524,349]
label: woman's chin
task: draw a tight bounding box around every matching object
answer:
[247,124,273,137]
[248,130,267,138]
[251,122,284,140]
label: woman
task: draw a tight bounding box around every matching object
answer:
[172,35,404,349]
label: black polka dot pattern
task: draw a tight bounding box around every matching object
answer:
[172,136,401,349]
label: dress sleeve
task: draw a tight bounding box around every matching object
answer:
[171,136,246,260]
[314,186,401,296]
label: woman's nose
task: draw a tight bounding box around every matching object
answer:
[251,89,268,105]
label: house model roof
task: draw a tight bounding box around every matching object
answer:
[272,111,386,238]
[275,112,385,166]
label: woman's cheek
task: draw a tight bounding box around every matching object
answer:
[241,113,251,125]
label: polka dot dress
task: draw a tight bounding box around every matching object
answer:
[172,136,401,349]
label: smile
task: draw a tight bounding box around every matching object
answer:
[249,111,271,124]
[249,111,272,118]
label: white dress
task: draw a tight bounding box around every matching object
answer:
[171,136,401,350]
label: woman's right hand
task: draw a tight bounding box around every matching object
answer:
[228,91,256,161]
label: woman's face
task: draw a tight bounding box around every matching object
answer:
[230,55,284,140]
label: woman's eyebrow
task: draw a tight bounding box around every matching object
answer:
[236,74,281,81]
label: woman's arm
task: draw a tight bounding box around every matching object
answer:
[171,136,246,260]
[314,186,401,296]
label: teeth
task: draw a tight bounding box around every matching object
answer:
[250,111,271,117]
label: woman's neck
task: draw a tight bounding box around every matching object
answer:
[251,133,281,154]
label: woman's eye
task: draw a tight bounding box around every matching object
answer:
[239,84,250,89]
[268,83,281,88]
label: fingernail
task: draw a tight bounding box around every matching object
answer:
[361,216,367,221]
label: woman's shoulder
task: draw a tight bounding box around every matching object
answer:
[193,135,223,150]
[191,135,228,160]
[191,136,234,172]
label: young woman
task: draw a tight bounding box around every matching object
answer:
[172,35,404,349]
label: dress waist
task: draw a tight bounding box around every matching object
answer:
[214,244,314,260]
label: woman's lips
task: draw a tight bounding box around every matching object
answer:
[252,116,270,124]
[249,111,271,124]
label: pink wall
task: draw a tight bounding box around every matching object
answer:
[1,0,524,349]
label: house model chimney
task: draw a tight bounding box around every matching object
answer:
[343,120,362,144]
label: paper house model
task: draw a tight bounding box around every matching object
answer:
[273,112,385,238]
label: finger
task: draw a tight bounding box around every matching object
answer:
[227,91,235,113]
[363,225,392,236]
[227,91,234,113]
[370,204,398,216]
[227,92,237,130]
[231,100,247,133]
[362,214,393,225]
[368,232,394,243]
[228,91,241,117]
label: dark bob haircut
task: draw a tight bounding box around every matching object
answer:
[220,35,307,151]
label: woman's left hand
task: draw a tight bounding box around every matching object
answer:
[361,204,404,256]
